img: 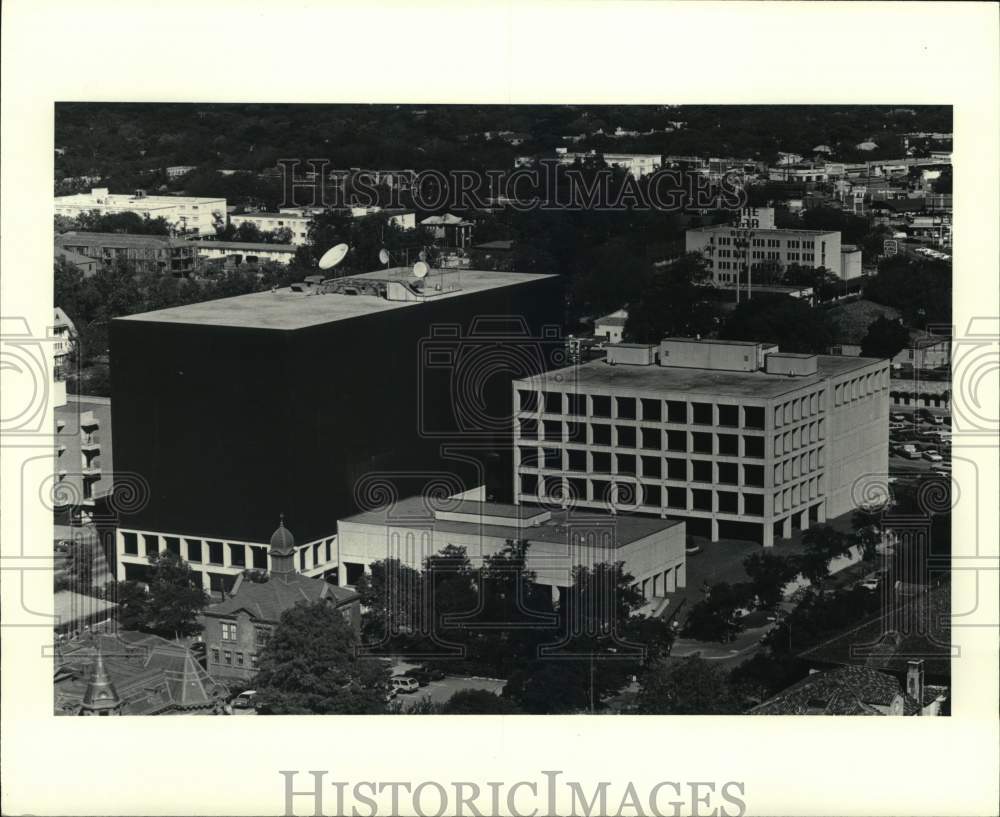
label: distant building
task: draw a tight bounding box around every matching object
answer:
[513,338,890,547]
[555,149,662,178]
[892,332,951,370]
[191,240,297,266]
[338,497,686,606]
[54,188,226,236]
[767,165,829,183]
[165,165,197,179]
[55,231,197,277]
[685,223,844,284]
[230,212,312,245]
[54,631,230,716]
[54,246,99,277]
[54,396,113,524]
[749,664,946,716]
[420,213,473,248]
[53,307,76,408]
[594,309,629,343]
[200,518,361,683]
[856,141,879,152]
[839,245,863,280]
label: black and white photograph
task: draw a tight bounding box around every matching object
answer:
[50,102,956,719]
[2,3,998,816]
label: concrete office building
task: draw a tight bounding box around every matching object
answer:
[686,223,844,283]
[337,496,686,604]
[110,267,562,594]
[512,338,890,548]
[55,189,226,236]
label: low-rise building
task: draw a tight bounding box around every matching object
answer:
[594,309,629,343]
[337,497,686,605]
[420,213,473,248]
[191,240,297,266]
[555,149,662,178]
[55,231,197,277]
[54,246,99,277]
[230,211,312,245]
[200,519,361,684]
[54,188,225,236]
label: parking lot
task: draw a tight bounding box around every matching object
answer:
[394,675,506,710]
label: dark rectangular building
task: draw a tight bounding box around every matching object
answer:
[110,268,562,593]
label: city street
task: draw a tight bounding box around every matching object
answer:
[395,676,506,710]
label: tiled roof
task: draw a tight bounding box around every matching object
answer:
[55,631,229,715]
[203,573,358,624]
[749,666,919,716]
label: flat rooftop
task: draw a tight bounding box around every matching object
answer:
[117,269,556,331]
[340,495,681,548]
[689,225,841,237]
[191,240,297,252]
[518,354,884,400]
[56,232,183,248]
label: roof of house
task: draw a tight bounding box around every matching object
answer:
[203,573,358,624]
[191,240,297,252]
[798,582,951,681]
[421,213,472,226]
[54,631,229,715]
[516,353,883,400]
[749,666,920,715]
[116,269,556,330]
[55,231,186,249]
[53,591,117,630]
[595,316,628,327]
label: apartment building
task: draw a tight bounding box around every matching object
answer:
[555,149,663,178]
[191,240,297,266]
[55,232,197,277]
[54,188,225,236]
[685,223,844,283]
[512,338,890,548]
[229,212,312,245]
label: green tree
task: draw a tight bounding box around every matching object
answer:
[355,558,424,645]
[720,293,835,353]
[860,316,910,359]
[144,550,209,639]
[106,580,151,631]
[442,689,521,714]
[743,551,799,608]
[624,254,719,343]
[635,656,742,714]
[682,581,754,642]
[799,526,850,592]
[255,600,390,714]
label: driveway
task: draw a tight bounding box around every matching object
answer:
[396,675,506,710]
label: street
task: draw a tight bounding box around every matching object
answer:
[395,676,506,710]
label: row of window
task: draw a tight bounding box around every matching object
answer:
[834,369,889,406]
[220,621,271,646]
[519,451,768,485]
[774,478,820,513]
[121,533,335,571]
[210,648,259,670]
[774,391,826,427]
[519,475,768,516]
[774,421,825,454]
[774,449,823,485]
[517,392,766,428]
[516,429,768,458]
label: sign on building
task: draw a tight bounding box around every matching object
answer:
[883,239,898,256]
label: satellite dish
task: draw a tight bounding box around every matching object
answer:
[413,261,429,279]
[318,243,349,270]
[378,248,390,265]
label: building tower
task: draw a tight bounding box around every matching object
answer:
[78,649,122,716]
[268,514,296,579]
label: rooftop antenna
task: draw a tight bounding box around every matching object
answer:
[318,243,349,273]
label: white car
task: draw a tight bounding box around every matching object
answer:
[923,451,944,463]
[390,677,419,695]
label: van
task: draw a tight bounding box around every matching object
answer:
[391,677,419,694]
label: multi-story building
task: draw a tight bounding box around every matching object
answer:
[200,519,361,683]
[337,496,686,605]
[54,395,113,525]
[53,307,76,407]
[512,338,890,548]
[54,232,197,277]
[54,188,226,236]
[555,149,662,178]
[686,223,844,283]
[191,240,297,266]
[229,212,312,245]
[110,267,562,594]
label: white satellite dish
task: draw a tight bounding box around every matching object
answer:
[413,261,429,279]
[318,243,349,270]
[378,248,390,265]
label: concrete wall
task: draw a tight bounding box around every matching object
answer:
[659,339,761,372]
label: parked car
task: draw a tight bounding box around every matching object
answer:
[890,413,907,422]
[231,690,258,709]
[858,578,880,591]
[923,451,944,463]
[404,666,446,686]
[390,677,420,695]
